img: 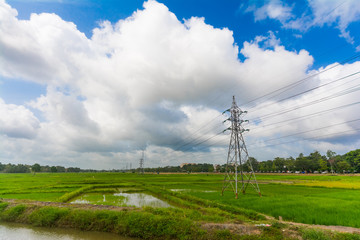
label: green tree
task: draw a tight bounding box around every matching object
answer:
[248,157,259,172]
[50,166,58,173]
[67,167,81,173]
[326,150,337,173]
[56,166,66,172]
[32,163,41,173]
[284,157,295,172]
[343,149,360,172]
[259,161,266,172]
[273,157,285,172]
[295,153,310,172]
[308,151,323,172]
[337,160,351,173]
[326,150,336,159]
[4,164,29,173]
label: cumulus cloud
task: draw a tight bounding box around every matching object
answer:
[0,0,359,168]
[0,98,40,139]
[0,1,90,84]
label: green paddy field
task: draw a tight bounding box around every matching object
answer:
[0,172,360,239]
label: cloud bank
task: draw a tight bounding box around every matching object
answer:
[0,0,359,169]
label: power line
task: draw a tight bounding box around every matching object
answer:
[248,128,360,151]
[164,99,360,163]
[165,100,360,162]
[248,118,360,145]
[248,71,360,114]
[167,53,360,153]
[241,53,360,109]
[172,119,225,152]
[248,84,360,121]
[251,101,360,132]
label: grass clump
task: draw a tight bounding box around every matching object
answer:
[212,229,237,240]
[28,206,70,227]
[0,202,9,212]
[123,211,200,239]
[0,204,26,221]
[57,185,94,202]
[301,228,360,240]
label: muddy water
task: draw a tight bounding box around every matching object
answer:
[0,222,133,240]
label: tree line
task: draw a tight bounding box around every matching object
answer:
[0,163,82,173]
[1,149,359,174]
[245,149,360,173]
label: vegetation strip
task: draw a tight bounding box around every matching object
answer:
[1,200,360,240]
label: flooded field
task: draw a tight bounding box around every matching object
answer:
[0,222,133,240]
[170,189,216,193]
[71,191,172,208]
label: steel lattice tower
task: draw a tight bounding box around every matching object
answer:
[139,150,145,174]
[221,96,261,198]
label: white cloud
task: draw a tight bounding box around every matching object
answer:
[0,1,90,84]
[246,60,360,160]
[0,0,358,168]
[308,0,360,44]
[246,0,360,45]
[0,98,40,139]
[247,0,294,23]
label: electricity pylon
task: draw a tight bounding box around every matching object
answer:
[221,96,261,198]
[139,150,145,174]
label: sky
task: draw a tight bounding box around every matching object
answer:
[1,0,360,169]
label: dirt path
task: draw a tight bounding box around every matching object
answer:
[264,214,360,234]
[283,221,360,234]
[1,198,136,211]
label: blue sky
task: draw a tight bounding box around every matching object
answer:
[1,0,360,169]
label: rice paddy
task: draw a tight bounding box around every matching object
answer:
[1,172,360,239]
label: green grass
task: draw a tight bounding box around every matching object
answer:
[0,192,65,201]
[1,172,360,230]
[300,228,360,240]
[0,203,210,239]
[0,204,27,221]
[189,184,360,228]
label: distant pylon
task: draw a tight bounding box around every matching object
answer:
[221,96,261,198]
[139,150,145,174]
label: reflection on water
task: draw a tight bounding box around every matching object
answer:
[114,192,172,208]
[0,222,133,240]
[170,189,215,193]
[71,192,172,208]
